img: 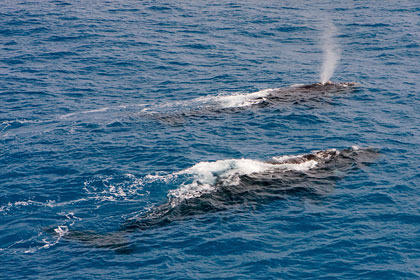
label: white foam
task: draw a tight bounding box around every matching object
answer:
[58,103,149,120]
[143,173,177,184]
[13,201,30,206]
[168,157,319,205]
[168,181,216,207]
[290,83,305,88]
[0,198,88,213]
[83,107,109,114]
[178,159,274,185]
[196,88,275,109]
[273,149,339,163]
[83,174,148,202]
[59,107,110,119]
[0,119,44,132]
[24,225,68,254]
[23,212,80,254]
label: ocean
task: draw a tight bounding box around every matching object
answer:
[1,0,419,279]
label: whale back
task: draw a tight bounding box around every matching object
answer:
[124,147,378,231]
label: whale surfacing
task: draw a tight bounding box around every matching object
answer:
[151,81,359,125]
[256,81,359,105]
[299,81,358,89]
[63,147,377,251]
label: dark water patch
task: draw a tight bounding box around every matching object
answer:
[58,16,79,21]
[34,166,79,176]
[275,24,315,33]
[347,23,391,28]
[405,42,420,49]
[107,8,141,13]
[3,40,18,46]
[180,43,215,50]
[38,51,78,59]
[52,0,72,6]
[147,5,172,12]
[47,35,85,42]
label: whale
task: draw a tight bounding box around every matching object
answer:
[253,81,358,105]
[62,146,377,251]
[152,81,359,125]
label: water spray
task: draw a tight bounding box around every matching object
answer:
[319,20,341,84]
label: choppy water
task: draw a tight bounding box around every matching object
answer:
[1,0,419,279]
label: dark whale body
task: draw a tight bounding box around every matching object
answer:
[64,147,377,251]
[256,81,358,104]
[153,81,359,125]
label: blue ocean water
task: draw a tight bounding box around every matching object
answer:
[1,0,419,278]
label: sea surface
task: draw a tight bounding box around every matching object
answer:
[1,0,419,279]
